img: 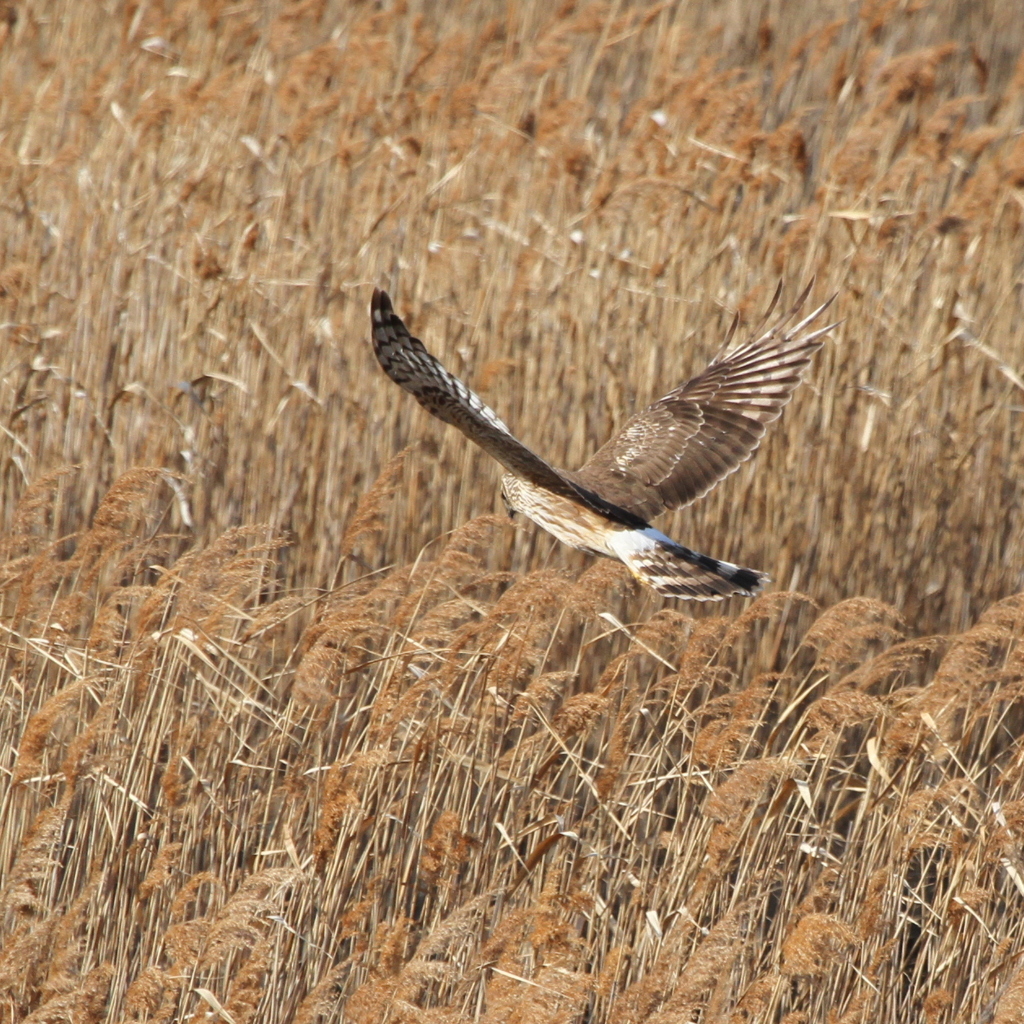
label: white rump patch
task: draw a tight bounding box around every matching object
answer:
[607,527,674,561]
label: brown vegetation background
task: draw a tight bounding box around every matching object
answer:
[3,0,1024,1021]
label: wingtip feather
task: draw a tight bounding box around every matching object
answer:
[371,287,392,322]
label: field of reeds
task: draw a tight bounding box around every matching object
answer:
[3,0,1024,1021]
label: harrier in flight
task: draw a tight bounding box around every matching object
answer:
[370,285,835,600]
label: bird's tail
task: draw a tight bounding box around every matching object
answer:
[608,528,768,601]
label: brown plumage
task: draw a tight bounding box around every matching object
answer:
[370,284,836,600]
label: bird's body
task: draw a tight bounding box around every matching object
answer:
[498,474,763,599]
[370,285,836,600]
[499,474,614,559]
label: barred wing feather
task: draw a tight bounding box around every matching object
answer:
[571,285,837,521]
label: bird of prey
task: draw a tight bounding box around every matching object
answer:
[370,285,835,600]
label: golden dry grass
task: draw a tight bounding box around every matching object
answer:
[3,0,1024,1021]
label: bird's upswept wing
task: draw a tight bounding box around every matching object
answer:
[371,289,646,527]
[570,283,838,522]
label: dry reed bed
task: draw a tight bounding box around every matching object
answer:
[3,0,1024,1021]
[2,473,1024,1022]
[0,0,1023,633]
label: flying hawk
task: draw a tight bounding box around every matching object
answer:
[370,285,835,600]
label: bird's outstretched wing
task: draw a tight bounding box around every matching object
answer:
[571,283,838,522]
[371,289,646,527]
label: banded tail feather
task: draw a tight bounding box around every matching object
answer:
[607,527,768,600]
